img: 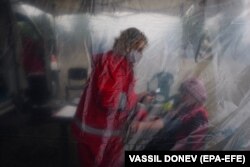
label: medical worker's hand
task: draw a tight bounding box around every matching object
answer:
[138,92,155,104]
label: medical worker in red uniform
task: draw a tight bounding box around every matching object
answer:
[72,27,149,167]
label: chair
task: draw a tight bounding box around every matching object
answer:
[65,67,87,101]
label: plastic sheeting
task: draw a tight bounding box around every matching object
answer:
[57,0,250,150]
[15,0,250,165]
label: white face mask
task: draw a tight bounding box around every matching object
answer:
[128,50,142,64]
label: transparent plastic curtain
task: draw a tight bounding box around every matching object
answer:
[53,0,250,151]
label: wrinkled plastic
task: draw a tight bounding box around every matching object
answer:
[57,0,250,152]
[7,0,250,166]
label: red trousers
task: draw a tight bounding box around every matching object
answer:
[76,131,124,167]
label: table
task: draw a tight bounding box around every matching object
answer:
[52,105,77,167]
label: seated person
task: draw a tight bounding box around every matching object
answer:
[131,78,209,150]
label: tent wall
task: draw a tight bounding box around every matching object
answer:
[0,0,25,114]
[6,0,250,150]
[17,0,241,16]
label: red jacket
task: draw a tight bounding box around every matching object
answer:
[22,38,45,74]
[73,51,138,133]
[145,105,208,150]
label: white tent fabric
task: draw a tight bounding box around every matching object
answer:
[17,0,250,152]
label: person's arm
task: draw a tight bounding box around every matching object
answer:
[138,92,155,104]
[95,57,127,112]
[137,92,147,102]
